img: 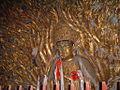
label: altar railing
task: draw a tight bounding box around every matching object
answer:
[0,82,119,90]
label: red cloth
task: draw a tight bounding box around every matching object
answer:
[56,60,62,66]
[56,60,62,80]
[71,71,80,81]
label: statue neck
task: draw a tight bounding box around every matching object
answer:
[61,54,74,62]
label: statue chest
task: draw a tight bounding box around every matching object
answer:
[62,60,80,78]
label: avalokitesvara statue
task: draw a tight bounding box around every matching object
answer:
[0,0,120,89]
[47,21,99,90]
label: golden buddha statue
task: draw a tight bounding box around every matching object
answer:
[48,40,80,90]
[47,21,99,90]
[1,1,120,89]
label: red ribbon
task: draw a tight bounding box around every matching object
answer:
[56,60,62,80]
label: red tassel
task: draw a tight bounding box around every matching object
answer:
[56,60,62,66]
[56,60,62,80]
[56,66,60,80]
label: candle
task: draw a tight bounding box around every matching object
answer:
[86,81,90,90]
[8,85,12,90]
[42,75,48,90]
[77,70,84,90]
[80,80,84,90]
[102,82,107,90]
[42,85,46,90]
[70,80,75,90]
[54,65,59,90]
[0,85,1,90]
[19,85,22,90]
[56,82,59,90]
[37,76,40,90]
[60,60,64,90]
[30,85,34,90]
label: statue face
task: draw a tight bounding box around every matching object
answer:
[56,40,74,61]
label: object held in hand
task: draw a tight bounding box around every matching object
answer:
[71,71,80,81]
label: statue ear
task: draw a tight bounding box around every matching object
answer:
[73,48,78,56]
[56,49,60,57]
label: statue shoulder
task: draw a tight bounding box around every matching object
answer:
[73,55,85,61]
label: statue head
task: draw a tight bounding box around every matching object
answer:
[53,21,80,61]
[56,40,74,61]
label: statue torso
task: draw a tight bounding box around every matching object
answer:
[62,58,80,90]
[62,58,80,79]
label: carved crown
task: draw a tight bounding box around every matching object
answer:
[53,20,80,45]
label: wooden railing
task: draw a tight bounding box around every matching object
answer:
[0,82,119,90]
